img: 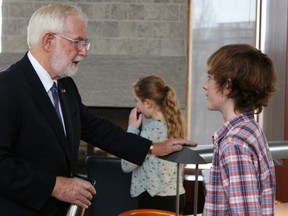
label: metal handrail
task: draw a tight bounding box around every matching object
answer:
[194,140,288,163]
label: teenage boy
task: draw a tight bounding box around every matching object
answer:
[202,44,278,215]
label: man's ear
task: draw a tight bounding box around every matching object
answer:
[42,32,55,51]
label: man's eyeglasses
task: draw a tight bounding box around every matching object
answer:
[53,33,91,50]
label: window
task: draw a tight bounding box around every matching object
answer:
[188,0,257,144]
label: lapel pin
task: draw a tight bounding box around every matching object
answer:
[61,89,66,93]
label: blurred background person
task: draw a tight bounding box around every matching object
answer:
[122,75,186,213]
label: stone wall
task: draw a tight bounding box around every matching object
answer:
[0,0,188,108]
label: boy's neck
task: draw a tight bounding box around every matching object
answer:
[221,101,239,122]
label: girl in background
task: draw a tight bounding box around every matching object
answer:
[121,75,186,213]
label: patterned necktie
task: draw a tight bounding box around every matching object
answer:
[50,82,62,121]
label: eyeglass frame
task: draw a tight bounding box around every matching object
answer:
[53,33,91,50]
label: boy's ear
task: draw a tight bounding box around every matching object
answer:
[224,79,232,95]
[226,78,232,87]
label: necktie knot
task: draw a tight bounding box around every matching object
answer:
[51,82,59,95]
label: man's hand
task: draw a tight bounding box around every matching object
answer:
[152,139,197,156]
[51,176,96,209]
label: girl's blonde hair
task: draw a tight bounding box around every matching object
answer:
[133,75,184,138]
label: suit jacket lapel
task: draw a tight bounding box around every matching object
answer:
[58,82,75,167]
[21,54,72,168]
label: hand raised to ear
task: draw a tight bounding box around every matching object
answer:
[128,107,142,129]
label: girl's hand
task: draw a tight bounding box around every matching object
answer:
[128,107,142,128]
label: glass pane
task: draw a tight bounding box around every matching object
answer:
[190,0,257,144]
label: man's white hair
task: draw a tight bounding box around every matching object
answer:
[27,3,88,48]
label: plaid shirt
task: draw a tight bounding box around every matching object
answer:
[203,112,276,215]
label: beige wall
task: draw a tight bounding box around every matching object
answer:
[262,0,288,202]
[1,0,187,56]
[260,0,287,141]
[0,0,188,108]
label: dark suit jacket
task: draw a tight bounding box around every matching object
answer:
[0,54,151,216]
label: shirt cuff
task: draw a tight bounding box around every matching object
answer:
[127,125,140,135]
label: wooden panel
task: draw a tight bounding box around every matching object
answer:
[282,45,288,202]
[275,160,288,202]
[183,179,205,214]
